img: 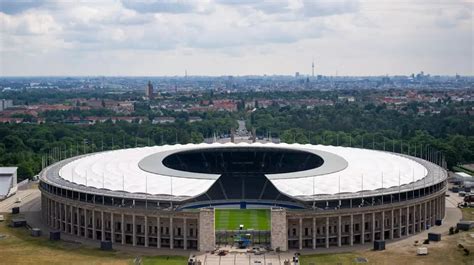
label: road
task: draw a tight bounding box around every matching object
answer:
[0,186,40,213]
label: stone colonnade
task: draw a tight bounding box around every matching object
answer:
[272,192,445,251]
[40,193,214,251]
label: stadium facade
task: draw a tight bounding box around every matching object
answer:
[39,143,447,251]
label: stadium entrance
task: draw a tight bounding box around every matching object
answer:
[215,209,271,247]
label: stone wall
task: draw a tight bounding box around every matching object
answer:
[271,208,288,251]
[198,208,215,251]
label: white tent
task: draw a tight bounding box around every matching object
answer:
[0,167,18,200]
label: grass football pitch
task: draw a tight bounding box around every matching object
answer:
[215,209,270,231]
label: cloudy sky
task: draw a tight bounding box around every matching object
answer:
[0,0,472,76]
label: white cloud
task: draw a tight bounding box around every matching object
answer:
[121,0,213,14]
[0,11,61,35]
[0,0,472,76]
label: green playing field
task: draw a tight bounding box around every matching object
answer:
[214,209,271,231]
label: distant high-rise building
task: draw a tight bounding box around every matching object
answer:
[146,81,154,99]
[312,59,315,77]
[0,99,13,112]
[295,72,300,78]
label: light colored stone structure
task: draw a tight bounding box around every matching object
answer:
[285,192,445,249]
[271,208,288,251]
[41,192,199,250]
[198,208,215,251]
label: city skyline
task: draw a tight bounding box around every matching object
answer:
[0,0,473,76]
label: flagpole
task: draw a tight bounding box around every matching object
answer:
[338,175,341,208]
[381,171,384,205]
[361,174,364,206]
[312,176,315,210]
[145,175,148,210]
[398,169,401,202]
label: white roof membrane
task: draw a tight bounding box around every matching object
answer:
[58,143,428,197]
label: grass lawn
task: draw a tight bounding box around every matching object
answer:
[215,209,270,231]
[461,207,474,221]
[141,256,188,265]
[299,253,360,265]
[0,214,187,265]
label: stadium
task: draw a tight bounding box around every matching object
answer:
[39,142,447,251]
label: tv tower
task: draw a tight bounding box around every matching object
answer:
[312,58,315,77]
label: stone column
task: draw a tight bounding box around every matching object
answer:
[398,208,402,238]
[337,216,341,247]
[76,207,80,236]
[57,202,60,230]
[121,214,125,245]
[424,202,427,230]
[406,206,410,235]
[350,214,354,246]
[48,199,52,226]
[439,197,443,220]
[437,197,440,220]
[63,203,69,230]
[51,199,54,226]
[132,214,136,246]
[441,193,446,219]
[371,213,375,242]
[430,199,436,223]
[53,199,56,227]
[64,204,67,232]
[390,209,394,239]
[70,205,73,234]
[430,200,434,226]
[59,203,63,231]
[381,211,385,241]
[198,209,215,252]
[63,204,67,232]
[361,213,365,244]
[418,204,422,232]
[49,199,53,226]
[183,218,187,250]
[111,213,115,243]
[437,196,440,219]
[92,210,96,240]
[325,217,329,248]
[144,215,149,247]
[298,218,303,250]
[157,216,161,248]
[84,209,88,238]
[50,200,53,228]
[312,217,316,249]
[170,216,174,249]
[101,211,105,241]
[412,205,416,233]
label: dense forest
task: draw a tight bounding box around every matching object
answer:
[0,93,473,181]
[0,111,237,181]
[248,102,473,169]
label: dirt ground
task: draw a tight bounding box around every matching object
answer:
[360,230,473,265]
